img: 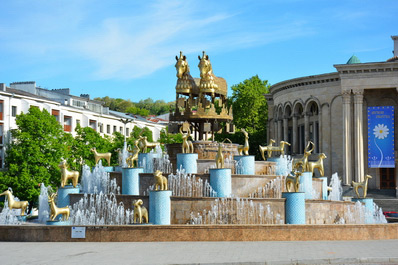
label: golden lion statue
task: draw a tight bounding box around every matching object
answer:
[154,170,168,191]
[133,199,148,224]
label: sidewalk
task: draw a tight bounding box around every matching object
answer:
[1,240,398,265]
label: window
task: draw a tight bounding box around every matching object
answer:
[89,120,96,131]
[0,123,3,144]
[120,126,123,133]
[99,123,103,133]
[113,126,116,133]
[0,100,3,120]
[11,106,17,117]
[52,109,60,122]
[64,116,72,132]
[126,128,129,136]
[107,125,110,134]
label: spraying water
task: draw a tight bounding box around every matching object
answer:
[38,183,50,223]
[328,173,342,201]
[80,161,120,194]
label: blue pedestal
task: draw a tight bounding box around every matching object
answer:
[352,197,374,224]
[114,166,122,172]
[149,190,172,225]
[318,177,328,200]
[16,215,27,222]
[58,185,80,208]
[103,166,114,173]
[282,192,306,224]
[46,220,70,225]
[234,155,255,175]
[139,153,160,173]
[299,172,313,199]
[122,167,143,195]
[209,168,231,197]
[177,153,198,174]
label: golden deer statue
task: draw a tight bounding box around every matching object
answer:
[237,129,249,155]
[352,175,372,198]
[259,139,291,160]
[0,189,28,216]
[59,160,79,188]
[90,147,111,166]
[285,171,302,192]
[48,193,70,221]
[215,139,232,169]
[154,170,168,191]
[292,141,314,172]
[126,139,140,168]
[180,126,194,153]
[133,199,148,224]
[307,153,327,177]
[138,136,160,153]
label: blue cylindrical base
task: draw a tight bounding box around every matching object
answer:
[114,166,122,172]
[58,185,80,208]
[139,153,160,173]
[267,157,280,162]
[209,168,231,197]
[177,153,198,174]
[103,166,114,173]
[282,192,306,224]
[318,177,328,200]
[234,155,255,175]
[352,197,374,224]
[46,220,70,225]
[299,172,313,199]
[122,167,143,195]
[149,190,172,225]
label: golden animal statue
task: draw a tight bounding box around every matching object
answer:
[126,139,140,168]
[154,170,168,191]
[259,139,291,160]
[133,199,148,224]
[285,171,302,192]
[198,51,218,98]
[58,160,79,188]
[215,138,232,169]
[90,147,111,166]
[0,189,28,216]
[180,126,194,153]
[237,129,249,155]
[175,51,197,95]
[352,175,372,198]
[292,141,314,172]
[138,136,160,153]
[48,193,70,221]
[307,153,327,177]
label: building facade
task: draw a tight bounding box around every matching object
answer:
[267,36,398,191]
[0,81,166,168]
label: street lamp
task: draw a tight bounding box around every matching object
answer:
[119,118,133,142]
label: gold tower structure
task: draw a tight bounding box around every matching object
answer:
[169,51,233,140]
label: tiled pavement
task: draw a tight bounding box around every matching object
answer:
[1,240,398,264]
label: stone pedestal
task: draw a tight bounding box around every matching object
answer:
[149,190,172,225]
[282,192,306,224]
[58,185,80,208]
[139,153,160,173]
[209,168,231,197]
[177,153,198,174]
[122,167,143,195]
[299,172,313,199]
[234,155,255,175]
[46,220,70,225]
[352,197,374,224]
[103,166,114,173]
[318,177,328,200]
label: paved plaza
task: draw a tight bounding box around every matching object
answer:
[1,240,398,265]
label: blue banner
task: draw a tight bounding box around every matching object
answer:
[368,106,395,168]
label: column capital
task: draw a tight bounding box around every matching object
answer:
[353,89,364,104]
[342,89,351,95]
[352,88,364,96]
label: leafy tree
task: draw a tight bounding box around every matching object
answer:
[0,107,71,208]
[158,127,183,145]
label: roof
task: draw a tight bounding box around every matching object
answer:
[346,55,361,64]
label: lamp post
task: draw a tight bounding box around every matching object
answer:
[120,118,133,142]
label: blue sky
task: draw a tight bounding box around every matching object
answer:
[1,0,397,102]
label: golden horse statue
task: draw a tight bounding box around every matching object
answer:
[154,170,168,191]
[90,147,111,166]
[307,153,327,177]
[292,141,314,172]
[59,160,79,188]
[237,129,249,155]
[0,189,28,216]
[198,51,218,99]
[352,175,372,198]
[180,126,194,153]
[133,199,148,224]
[48,193,70,221]
[175,51,197,96]
[259,139,291,160]
[126,139,140,168]
[286,171,302,192]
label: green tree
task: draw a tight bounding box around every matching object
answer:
[158,127,183,145]
[0,107,71,208]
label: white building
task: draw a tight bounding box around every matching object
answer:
[0,81,166,168]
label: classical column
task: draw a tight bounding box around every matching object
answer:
[283,117,288,142]
[318,110,322,152]
[342,91,352,185]
[273,120,278,142]
[354,89,365,182]
[277,119,282,143]
[304,113,310,144]
[292,115,298,154]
